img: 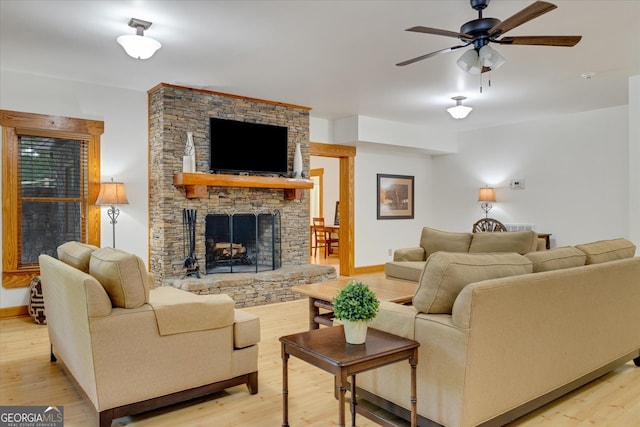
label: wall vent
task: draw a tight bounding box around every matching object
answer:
[504,223,536,231]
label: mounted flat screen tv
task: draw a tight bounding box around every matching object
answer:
[209,117,289,174]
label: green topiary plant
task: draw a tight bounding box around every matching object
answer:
[333,280,380,322]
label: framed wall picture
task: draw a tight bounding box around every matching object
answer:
[377,174,414,219]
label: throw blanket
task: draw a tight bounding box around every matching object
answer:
[149,287,235,336]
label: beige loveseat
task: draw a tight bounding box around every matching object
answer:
[385,228,546,282]
[39,242,260,427]
[360,238,640,427]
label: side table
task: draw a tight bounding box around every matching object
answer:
[280,326,419,427]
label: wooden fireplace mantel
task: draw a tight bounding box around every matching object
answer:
[173,172,313,199]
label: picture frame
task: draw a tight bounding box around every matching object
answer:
[377,174,414,219]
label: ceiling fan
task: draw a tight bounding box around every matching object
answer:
[397,0,582,73]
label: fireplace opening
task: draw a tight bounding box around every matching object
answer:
[205,212,281,274]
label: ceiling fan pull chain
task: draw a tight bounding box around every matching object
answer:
[479,73,483,93]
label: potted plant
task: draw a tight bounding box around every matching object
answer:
[333,280,380,344]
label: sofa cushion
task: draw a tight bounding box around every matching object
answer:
[385,261,425,282]
[413,252,533,314]
[469,230,538,255]
[525,246,587,272]
[57,241,99,272]
[575,238,636,264]
[89,247,150,309]
[420,227,472,258]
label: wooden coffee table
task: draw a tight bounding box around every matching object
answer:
[292,277,417,330]
[280,325,419,427]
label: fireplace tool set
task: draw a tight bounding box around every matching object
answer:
[182,209,201,278]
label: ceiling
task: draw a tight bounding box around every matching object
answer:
[1,1,639,134]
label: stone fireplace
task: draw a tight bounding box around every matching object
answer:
[147,84,335,306]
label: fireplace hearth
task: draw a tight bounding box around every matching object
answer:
[205,212,281,274]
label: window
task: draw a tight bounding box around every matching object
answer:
[1,110,103,288]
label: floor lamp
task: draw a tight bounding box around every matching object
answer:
[96,179,129,248]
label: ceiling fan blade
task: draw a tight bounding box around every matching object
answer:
[500,35,582,46]
[396,45,469,66]
[489,1,557,36]
[406,26,471,39]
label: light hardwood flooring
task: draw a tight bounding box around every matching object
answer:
[1,283,639,426]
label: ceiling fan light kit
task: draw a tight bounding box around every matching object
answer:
[447,96,473,119]
[117,18,161,60]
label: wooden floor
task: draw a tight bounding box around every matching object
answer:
[1,279,639,426]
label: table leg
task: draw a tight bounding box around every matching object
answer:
[281,345,290,427]
[308,297,319,330]
[337,371,347,427]
[350,374,357,427]
[410,350,418,427]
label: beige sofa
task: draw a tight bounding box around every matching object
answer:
[39,242,260,427]
[385,227,547,282]
[359,238,640,427]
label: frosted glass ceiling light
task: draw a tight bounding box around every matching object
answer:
[117,18,161,60]
[447,96,473,119]
[456,49,482,75]
[479,45,506,70]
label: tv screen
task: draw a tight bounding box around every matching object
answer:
[209,118,289,174]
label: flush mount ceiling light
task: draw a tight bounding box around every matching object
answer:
[117,18,161,60]
[447,96,473,119]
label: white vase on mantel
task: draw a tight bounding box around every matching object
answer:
[292,142,303,178]
[183,132,196,173]
[342,319,368,344]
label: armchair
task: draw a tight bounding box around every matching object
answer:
[39,242,260,426]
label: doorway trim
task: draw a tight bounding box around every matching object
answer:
[310,142,356,276]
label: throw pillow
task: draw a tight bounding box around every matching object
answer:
[413,252,533,314]
[525,246,586,272]
[575,238,637,264]
[89,247,150,309]
[57,241,99,272]
[469,230,538,255]
[419,227,472,258]
[28,276,46,325]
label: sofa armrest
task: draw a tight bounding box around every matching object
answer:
[234,309,261,348]
[393,247,426,262]
[368,301,419,339]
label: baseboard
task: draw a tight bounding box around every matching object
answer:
[353,264,385,274]
[0,305,28,319]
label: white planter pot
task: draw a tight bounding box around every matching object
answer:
[342,319,368,344]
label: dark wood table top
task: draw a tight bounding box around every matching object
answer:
[280,326,419,370]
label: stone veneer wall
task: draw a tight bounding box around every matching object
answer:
[148,84,313,286]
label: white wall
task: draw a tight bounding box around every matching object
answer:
[353,145,433,266]
[0,71,149,308]
[431,106,630,248]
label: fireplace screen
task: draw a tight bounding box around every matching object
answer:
[205,212,281,273]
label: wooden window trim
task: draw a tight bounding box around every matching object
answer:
[1,110,103,288]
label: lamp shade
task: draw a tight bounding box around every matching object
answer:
[478,187,496,203]
[117,34,161,60]
[456,49,482,75]
[479,45,506,71]
[96,182,129,205]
